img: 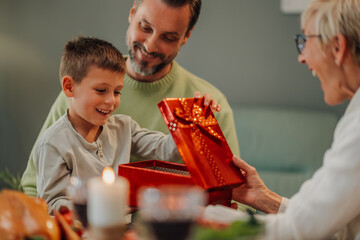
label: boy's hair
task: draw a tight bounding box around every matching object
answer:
[134,0,201,35]
[59,36,126,83]
[301,0,360,66]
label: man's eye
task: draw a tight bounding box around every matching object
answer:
[163,36,177,42]
[140,24,152,32]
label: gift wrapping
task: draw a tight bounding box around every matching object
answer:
[118,97,245,207]
[157,97,245,190]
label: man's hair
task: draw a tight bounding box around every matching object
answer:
[59,36,126,83]
[301,0,360,66]
[135,0,201,35]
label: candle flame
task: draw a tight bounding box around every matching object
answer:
[102,167,115,184]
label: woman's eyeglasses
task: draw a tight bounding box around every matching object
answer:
[294,34,321,54]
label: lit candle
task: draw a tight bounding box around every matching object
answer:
[87,167,129,227]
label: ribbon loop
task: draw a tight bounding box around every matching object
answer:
[174,99,224,141]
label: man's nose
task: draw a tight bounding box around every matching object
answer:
[144,35,159,54]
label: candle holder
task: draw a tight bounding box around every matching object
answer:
[87,224,126,240]
[87,167,129,240]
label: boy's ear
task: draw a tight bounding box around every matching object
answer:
[62,76,75,97]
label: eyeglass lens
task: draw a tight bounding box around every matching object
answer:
[295,35,306,54]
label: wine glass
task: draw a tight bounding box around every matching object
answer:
[67,175,89,229]
[137,185,205,240]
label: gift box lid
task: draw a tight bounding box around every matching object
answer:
[158,97,245,191]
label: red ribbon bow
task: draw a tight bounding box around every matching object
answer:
[174,98,224,142]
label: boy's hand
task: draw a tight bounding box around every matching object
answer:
[194,91,221,112]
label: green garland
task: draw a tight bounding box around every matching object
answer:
[191,210,265,240]
[0,168,21,190]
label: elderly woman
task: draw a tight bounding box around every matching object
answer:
[209,0,360,239]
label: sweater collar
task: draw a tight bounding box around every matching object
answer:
[123,60,179,90]
[64,110,108,144]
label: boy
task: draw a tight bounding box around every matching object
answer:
[34,36,184,213]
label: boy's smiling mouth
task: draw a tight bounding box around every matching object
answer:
[96,108,111,115]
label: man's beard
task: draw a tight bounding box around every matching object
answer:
[128,42,174,76]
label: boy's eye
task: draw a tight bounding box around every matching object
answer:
[114,91,121,95]
[96,89,105,93]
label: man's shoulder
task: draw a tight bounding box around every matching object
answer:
[174,61,208,83]
[174,61,226,98]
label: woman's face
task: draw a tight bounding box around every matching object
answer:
[297,17,349,106]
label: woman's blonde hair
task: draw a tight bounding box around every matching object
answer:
[301,0,360,66]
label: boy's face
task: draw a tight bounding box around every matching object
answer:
[67,66,124,130]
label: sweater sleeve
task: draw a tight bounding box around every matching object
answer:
[129,119,181,161]
[33,142,72,214]
[263,113,360,239]
[277,197,289,213]
[20,91,68,196]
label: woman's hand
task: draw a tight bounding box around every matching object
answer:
[232,156,282,214]
[194,91,221,112]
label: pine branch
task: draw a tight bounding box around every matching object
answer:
[0,168,21,190]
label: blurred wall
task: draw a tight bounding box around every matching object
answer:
[0,0,347,189]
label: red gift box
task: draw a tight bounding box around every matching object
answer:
[118,97,245,207]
